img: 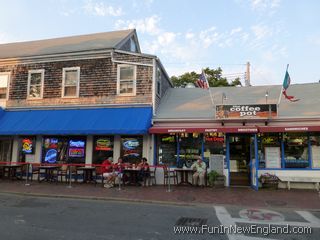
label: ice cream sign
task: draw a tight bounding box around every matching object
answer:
[215,104,277,119]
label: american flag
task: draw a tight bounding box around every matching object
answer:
[196,71,209,89]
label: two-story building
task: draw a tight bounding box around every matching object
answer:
[0,29,172,166]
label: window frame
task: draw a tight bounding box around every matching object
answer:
[62,67,80,98]
[117,64,137,96]
[0,72,10,100]
[27,69,44,99]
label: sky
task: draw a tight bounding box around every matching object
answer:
[0,0,320,86]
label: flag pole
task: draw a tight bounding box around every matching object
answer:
[277,64,289,106]
[202,69,215,107]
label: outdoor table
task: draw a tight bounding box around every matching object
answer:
[38,165,59,183]
[2,164,23,180]
[77,166,97,184]
[123,168,140,185]
[175,168,194,185]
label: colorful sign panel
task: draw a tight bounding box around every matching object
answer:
[95,138,112,151]
[69,148,85,157]
[44,138,58,149]
[22,138,33,153]
[216,104,277,119]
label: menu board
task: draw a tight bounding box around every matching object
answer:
[312,146,320,168]
[209,154,224,175]
[265,147,281,168]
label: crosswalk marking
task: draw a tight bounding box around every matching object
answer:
[214,206,320,240]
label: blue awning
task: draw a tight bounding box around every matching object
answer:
[0,107,152,135]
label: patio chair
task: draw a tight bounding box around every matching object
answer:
[57,164,68,183]
[163,165,177,186]
[148,166,157,185]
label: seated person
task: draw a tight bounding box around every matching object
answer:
[191,157,207,187]
[137,157,150,186]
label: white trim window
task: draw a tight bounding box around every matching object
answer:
[62,67,80,98]
[117,65,136,96]
[0,72,10,100]
[27,70,44,99]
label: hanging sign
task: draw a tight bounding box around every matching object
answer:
[216,104,277,119]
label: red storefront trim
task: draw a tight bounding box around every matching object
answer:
[259,126,320,132]
[149,126,258,134]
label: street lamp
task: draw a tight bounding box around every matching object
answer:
[265,91,269,104]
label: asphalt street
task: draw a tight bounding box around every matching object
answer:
[0,193,319,240]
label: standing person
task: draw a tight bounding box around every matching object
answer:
[138,157,150,186]
[112,157,125,185]
[191,157,207,187]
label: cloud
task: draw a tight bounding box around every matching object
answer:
[0,32,12,44]
[250,0,281,11]
[83,0,123,17]
[115,15,161,35]
[251,24,273,40]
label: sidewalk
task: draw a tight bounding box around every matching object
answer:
[0,180,319,210]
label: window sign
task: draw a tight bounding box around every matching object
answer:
[68,148,85,157]
[265,147,281,168]
[69,140,85,148]
[95,138,112,151]
[121,136,142,164]
[22,138,33,154]
[44,149,58,163]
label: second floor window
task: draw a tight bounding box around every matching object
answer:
[0,73,9,99]
[117,65,136,96]
[62,67,80,98]
[28,70,44,99]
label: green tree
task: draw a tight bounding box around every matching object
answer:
[170,67,242,87]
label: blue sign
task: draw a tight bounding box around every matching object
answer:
[123,139,139,150]
[45,149,57,163]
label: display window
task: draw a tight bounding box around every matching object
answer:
[283,133,309,168]
[258,133,281,168]
[42,136,86,164]
[120,136,143,164]
[157,134,177,166]
[310,133,320,168]
[203,132,225,161]
[92,136,114,164]
[179,133,202,168]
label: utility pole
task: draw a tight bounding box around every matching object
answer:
[245,62,251,87]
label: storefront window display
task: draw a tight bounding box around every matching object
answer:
[42,137,86,164]
[283,133,309,168]
[310,133,320,168]
[179,133,202,168]
[0,138,12,163]
[258,133,281,168]
[203,133,225,161]
[19,136,36,163]
[92,136,114,164]
[120,136,143,164]
[157,134,177,166]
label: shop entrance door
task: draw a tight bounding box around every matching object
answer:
[0,139,12,163]
[229,134,251,186]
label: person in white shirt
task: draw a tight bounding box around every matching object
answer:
[191,157,207,186]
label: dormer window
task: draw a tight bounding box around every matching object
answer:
[27,70,44,99]
[130,37,136,52]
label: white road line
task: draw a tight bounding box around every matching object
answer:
[296,211,320,225]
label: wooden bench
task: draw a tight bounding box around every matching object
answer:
[278,176,320,191]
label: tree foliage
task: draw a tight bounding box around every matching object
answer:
[170,67,242,87]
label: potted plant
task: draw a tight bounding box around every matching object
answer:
[207,170,225,187]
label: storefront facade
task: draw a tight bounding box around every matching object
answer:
[0,29,172,166]
[150,84,320,189]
